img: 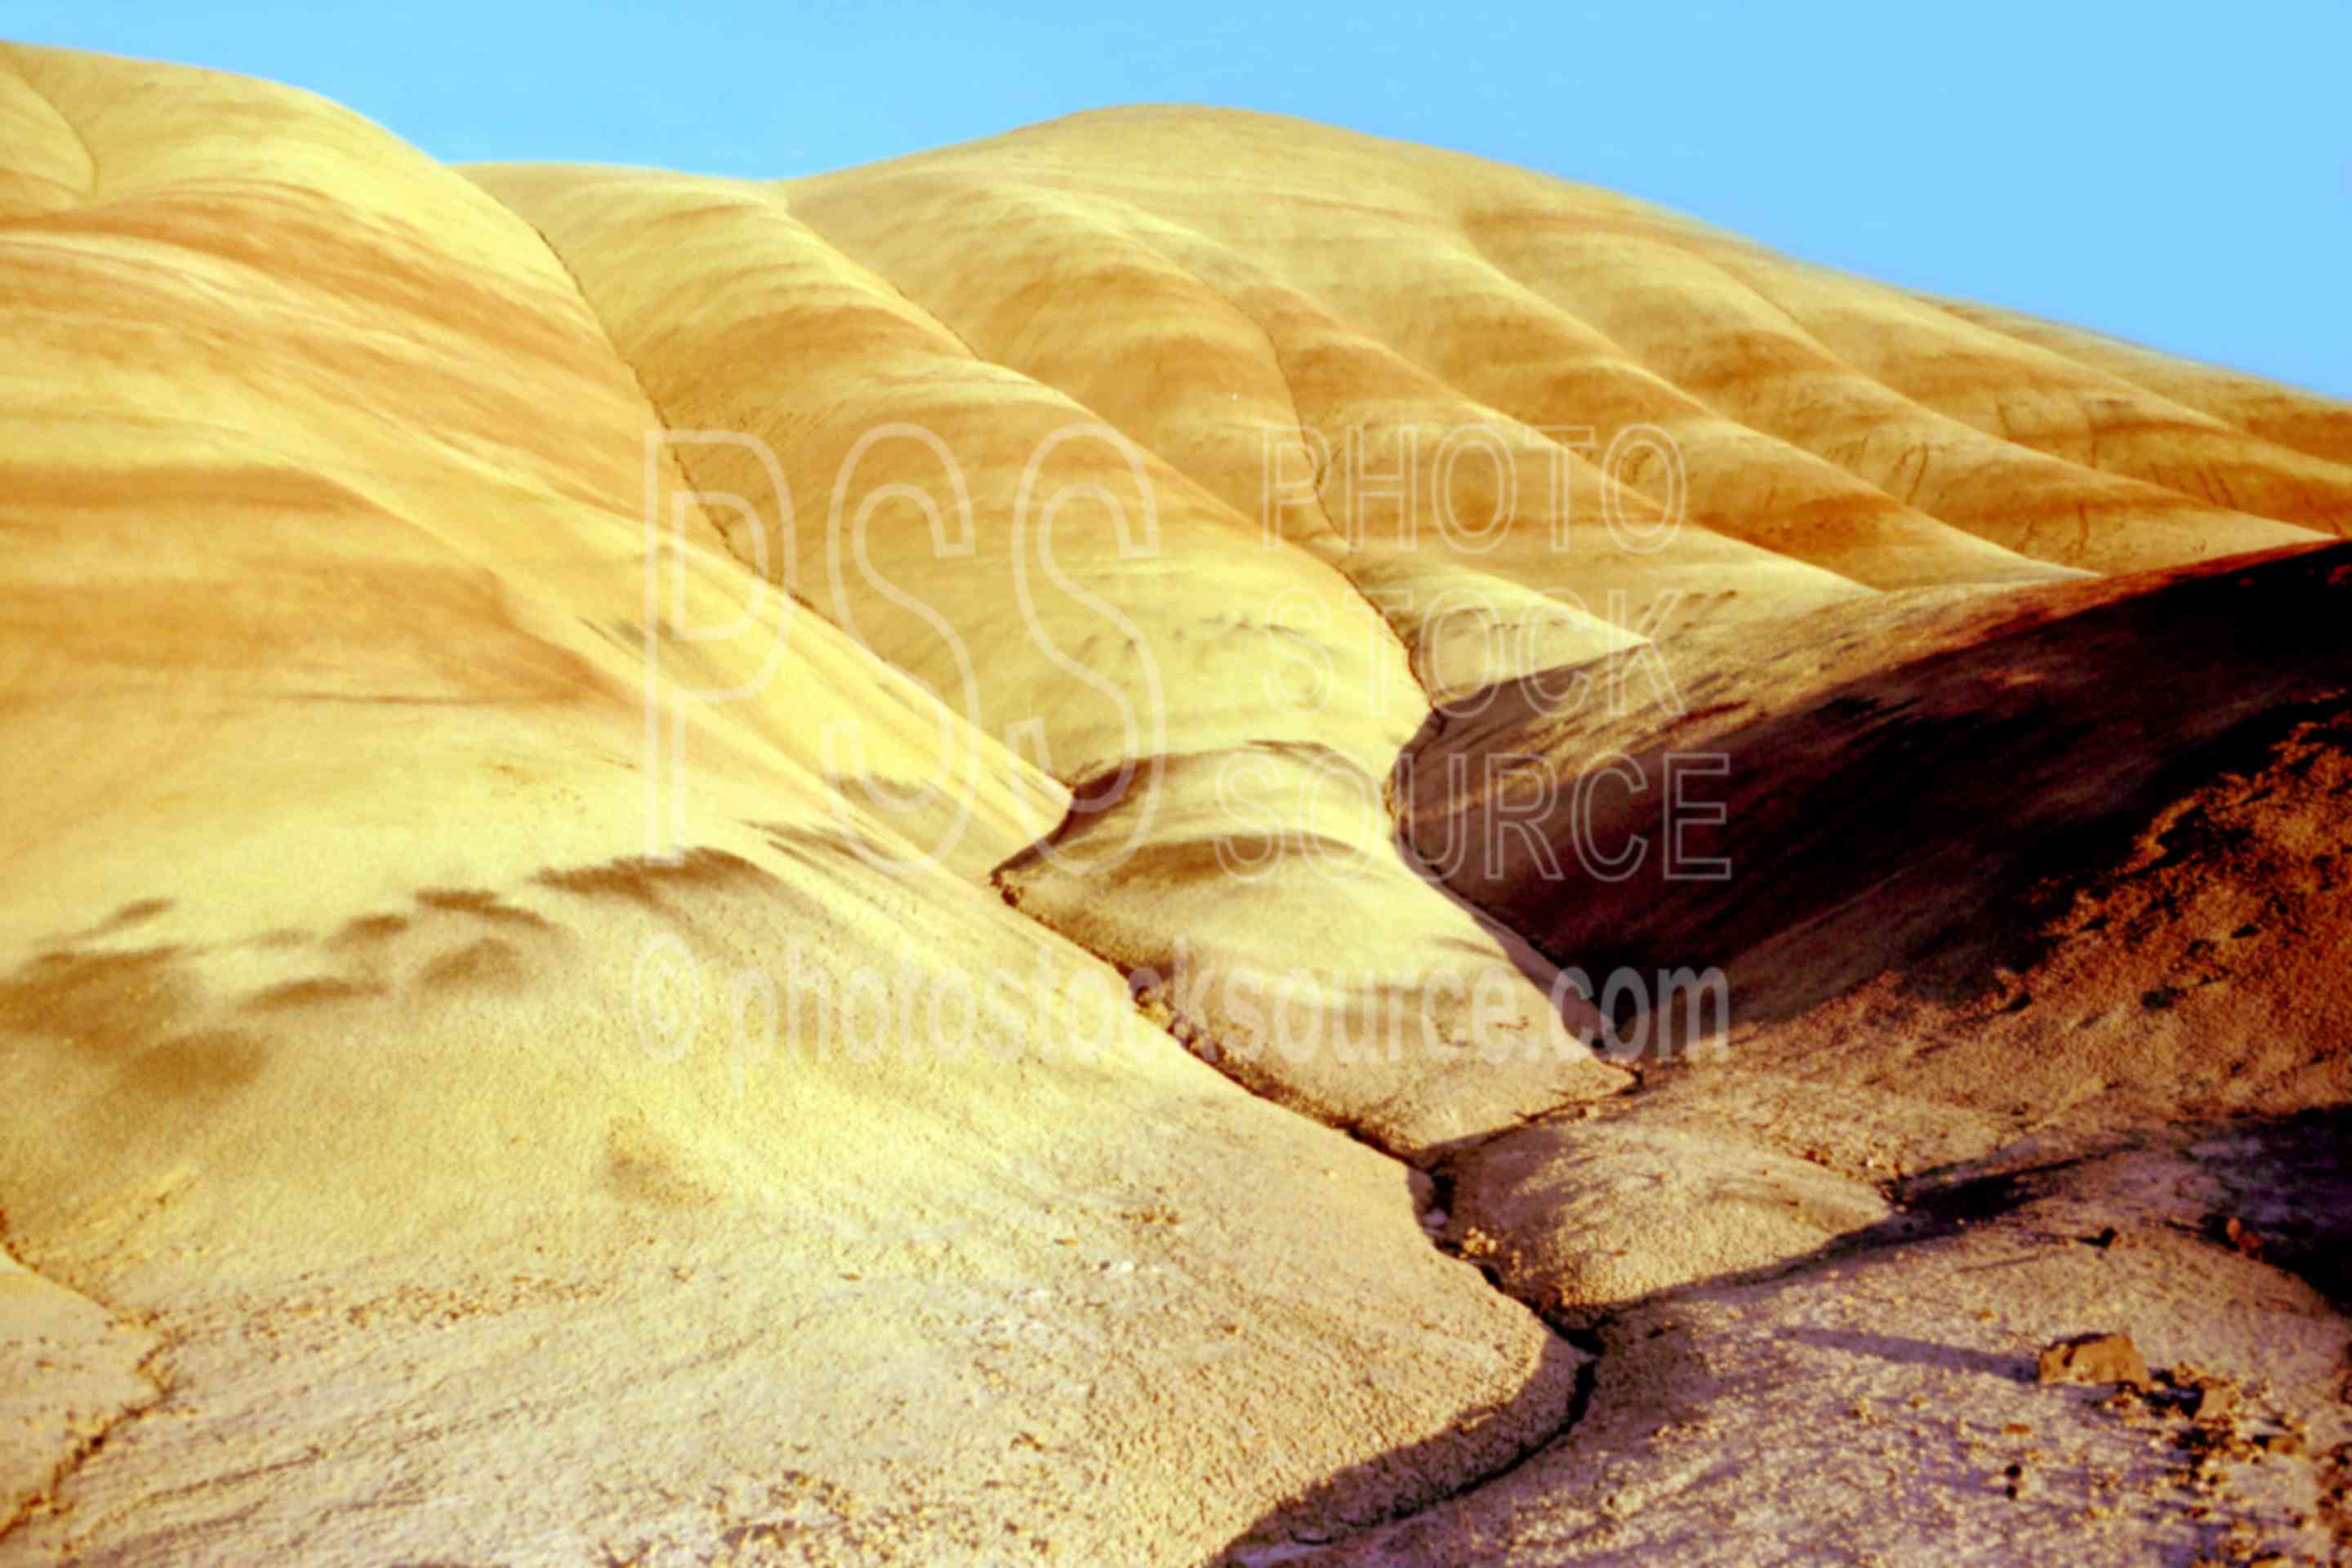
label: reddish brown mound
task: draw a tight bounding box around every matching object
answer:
[1405,542,2352,1067]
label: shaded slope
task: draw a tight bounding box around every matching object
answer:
[1403,542,2351,1054]
[1321,563,2352,1566]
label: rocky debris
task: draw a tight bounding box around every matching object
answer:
[2101,1359,2352,1568]
[2318,1440,2352,1555]
[2038,1331,2152,1389]
[2188,1536,2294,1568]
[2167,1362,2245,1421]
[2178,1417,2261,1472]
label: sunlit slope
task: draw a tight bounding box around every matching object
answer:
[776,105,2347,585]
[0,44,1577,1561]
[1925,293,2352,474]
[467,163,1638,1151]
[0,42,1064,942]
[465,161,1429,776]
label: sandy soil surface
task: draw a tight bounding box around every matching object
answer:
[2,39,2347,1567]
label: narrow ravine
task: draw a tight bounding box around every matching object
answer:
[986,723,1626,1562]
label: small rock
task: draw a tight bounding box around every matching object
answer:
[2039,1331,2151,1388]
[2185,1383,2239,1421]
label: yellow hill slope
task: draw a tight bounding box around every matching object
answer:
[5,40,2351,1567]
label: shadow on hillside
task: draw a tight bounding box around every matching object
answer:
[1202,1328,1592,1566]
[1389,543,2352,1050]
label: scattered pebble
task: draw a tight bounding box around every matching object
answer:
[2038,1331,2150,1388]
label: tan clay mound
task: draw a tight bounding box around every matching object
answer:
[3,38,2350,1568]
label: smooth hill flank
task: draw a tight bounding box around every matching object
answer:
[0,44,1571,1561]
[470,105,2352,1154]
[5,40,2351,1568]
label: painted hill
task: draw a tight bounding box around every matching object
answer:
[2,40,2347,1567]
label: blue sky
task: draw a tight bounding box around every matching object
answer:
[15,2,2350,399]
